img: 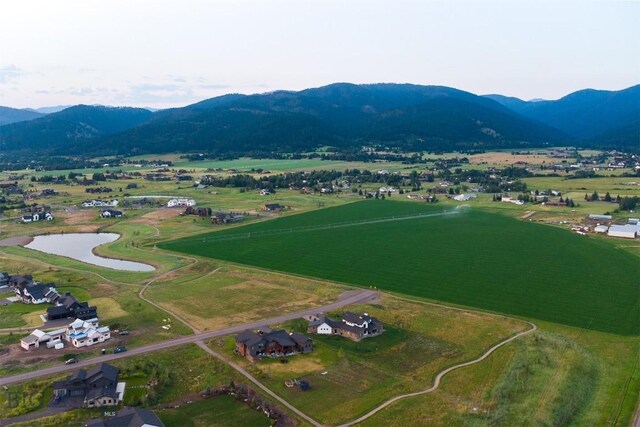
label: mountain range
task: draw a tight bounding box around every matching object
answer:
[0,83,637,156]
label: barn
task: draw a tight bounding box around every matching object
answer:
[607,225,638,239]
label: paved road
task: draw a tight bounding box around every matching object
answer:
[0,290,379,387]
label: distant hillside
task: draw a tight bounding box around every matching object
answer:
[75,83,566,156]
[2,83,636,157]
[485,85,640,145]
[0,105,154,151]
[0,106,45,126]
[29,105,72,114]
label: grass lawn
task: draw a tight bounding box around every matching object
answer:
[158,395,270,427]
[358,325,639,427]
[0,302,44,328]
[214,294,526,425]
[161,200,640,336]
[146,265,348,331]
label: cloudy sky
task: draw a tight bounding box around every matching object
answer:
[1,0,638,109]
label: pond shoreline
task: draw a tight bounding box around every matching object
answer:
[24,232,155,272]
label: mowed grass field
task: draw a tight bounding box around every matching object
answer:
[159,200,639,335]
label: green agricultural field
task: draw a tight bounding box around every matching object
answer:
[160,200,640,335]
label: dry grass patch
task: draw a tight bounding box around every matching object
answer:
[468,152,560,165]
[259,357,326,375]
[88,297,129,320]
[131,208,181,226]
[21,311,45,328]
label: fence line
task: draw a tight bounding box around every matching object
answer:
[177,209,462,245]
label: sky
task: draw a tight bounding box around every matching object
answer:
[0,0,638,109]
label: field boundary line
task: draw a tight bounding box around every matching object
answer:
[167,208,463,245]
[195,341,323,427]
[337,320,537,427]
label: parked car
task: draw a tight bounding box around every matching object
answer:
[118,331,129,336]
[113,346,127,354]
[64,358,77,365]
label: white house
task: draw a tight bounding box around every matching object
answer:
[167,198,196,207]
[65,318,111,348]
[20,328,65,351]
[21,212,53,223]
[15,283,60,304]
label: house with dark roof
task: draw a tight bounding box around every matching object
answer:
[100,209,124,219]
[53,363,123,408]
[8,275,33,289]
[85,407,165,427]
[47,292,98,321]
[235,329,313,362]
[14,282,60,304]
[211,211,245,224]
[263,203,284,211]
[0,272,9,287]
[308,312,384,341]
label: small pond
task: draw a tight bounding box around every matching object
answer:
[25,233,155,272]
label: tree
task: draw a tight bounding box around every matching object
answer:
[604,192,612,202]
[590,191,599,201]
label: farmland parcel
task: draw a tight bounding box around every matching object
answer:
[160,200,639,336]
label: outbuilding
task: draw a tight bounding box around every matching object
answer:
[594,225,608,233]
[608,225,637,239]
[589,214,612,221]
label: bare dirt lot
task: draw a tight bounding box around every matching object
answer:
[0,236,33,246]
[130,208,182,227]
[59,210,101,232]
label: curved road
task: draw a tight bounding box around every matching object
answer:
[0,290,379,387]
[337,320,537,427]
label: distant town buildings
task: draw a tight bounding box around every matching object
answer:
[82,199,119,208]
